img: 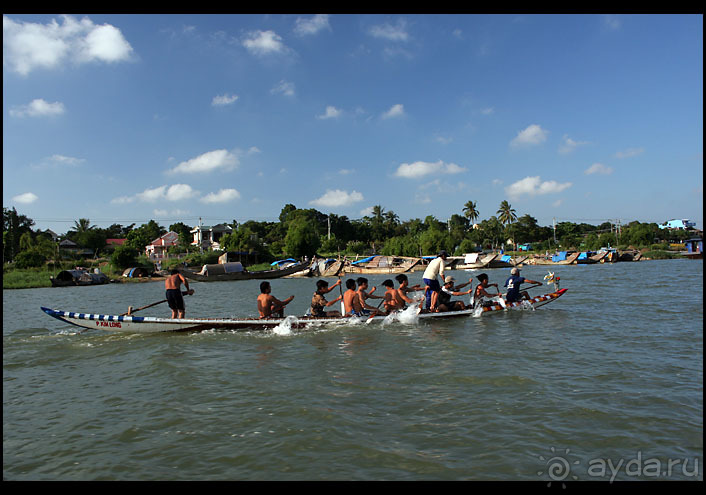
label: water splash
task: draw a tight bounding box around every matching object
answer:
[272,315,299,336]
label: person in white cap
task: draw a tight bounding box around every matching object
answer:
[503,267,540,303]
[435,275,473,312]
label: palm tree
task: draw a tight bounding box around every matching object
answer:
[496,201,517,226]
[463,200,479,225]
[71,218,95,234]
[497,201,518,251]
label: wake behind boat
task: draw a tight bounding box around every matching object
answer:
[40,288,568,334]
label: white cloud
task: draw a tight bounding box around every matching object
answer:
[603,15,621,30]
[480,107,495,115]
[242,30,289,56]
[113,184,197,204]
[12,192,38,204]
[510,124,548,147]
[200,188,241,203]
[505,176,572,198]
[48,154,84,165]
[293,14,331,36]
[558,134,589,154]
[584,163,614,175]
[368,19,409,42]
[169,149,239,174]
[211,93,238,106]
[360,206,374,217]
[317,105,342,120]
[381,103,405,119]
[614,147,644,159]
[271,79,295,97]
[394,160,466,179]
[3,14,133,75]
[9,98,65,117]
[310,189,364,208]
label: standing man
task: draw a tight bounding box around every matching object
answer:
[422,250,448,310]
[504,267,540,303]
[165,269,194,319]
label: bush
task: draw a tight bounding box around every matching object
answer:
[111,245,138,270]
[13,249,46,269]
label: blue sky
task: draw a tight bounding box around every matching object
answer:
[3,14,703,234]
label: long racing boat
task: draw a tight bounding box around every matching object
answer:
[40,288,567,334]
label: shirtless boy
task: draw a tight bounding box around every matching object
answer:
[257,281,294,318]
[165,269,194,319]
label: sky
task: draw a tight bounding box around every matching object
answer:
[3,13,703,235]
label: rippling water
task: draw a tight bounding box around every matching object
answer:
[3,260,702,480]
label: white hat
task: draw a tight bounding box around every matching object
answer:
[510,267,520,275]
[444,275,455,283]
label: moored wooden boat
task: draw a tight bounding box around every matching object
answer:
[40,288,568,334]
[50,269,110,287]
[180,260,309,282]
[343,255,420,274]
[458,252,498,270]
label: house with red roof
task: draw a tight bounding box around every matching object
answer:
[145,231,179,260]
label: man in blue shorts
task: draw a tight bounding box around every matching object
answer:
[504,267,540,303]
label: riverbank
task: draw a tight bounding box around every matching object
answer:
[3,252,693,289]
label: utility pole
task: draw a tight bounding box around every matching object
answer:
[553,217,557,244]
[327,215,331,240]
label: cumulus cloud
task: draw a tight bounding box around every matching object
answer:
[394,160,466,179]
[584,163,614,175]
[614,147,644,159]
[3,14,133,75]
[211,93,238,106]
[381,103,405,119]
[293,14,331,36]
[200,188,241,203]
[368,19,410,42]
[510,124,548,147]
[9,98,65,117]
[168,149,239,174]
[112,184,197,204]
[310,189,364,208]
[558,134,589,154]
[12,192,38,204]
[505,176,572,198]
[242,30,289,56]
[271,80,295,97]
[317,105,342,119]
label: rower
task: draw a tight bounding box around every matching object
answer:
[504,267,541,303]
[165,269,194,319]
[473,273,501,308]
[422,250,448,310]
[310,279,342,317]
[257,281,294,319]
[435,276,472,312]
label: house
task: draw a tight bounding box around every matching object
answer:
[146,231,180,260]
[659,219,696,230]
[191,223,233,251]
[105,238,126,252]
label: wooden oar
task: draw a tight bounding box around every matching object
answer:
[121,290,193,316]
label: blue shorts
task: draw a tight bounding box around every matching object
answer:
[423,278,441,309]
[347,309,371,317]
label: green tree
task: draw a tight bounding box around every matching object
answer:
[284,217,321,257]
[463,200,479,224]
[497,200,517,226]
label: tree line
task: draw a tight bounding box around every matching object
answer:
[3,202,698,269]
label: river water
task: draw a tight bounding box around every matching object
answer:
[3,260,702,481]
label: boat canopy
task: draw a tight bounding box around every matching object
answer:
[352,256,376,265]
[271,258,297,266]
[552,251,569,262]
[198,262,244,276]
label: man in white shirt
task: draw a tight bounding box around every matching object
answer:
[422,250,448,310]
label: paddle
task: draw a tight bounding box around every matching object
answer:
[121,290,193,316]
[365,299,386,324]
[337,276,345,315]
